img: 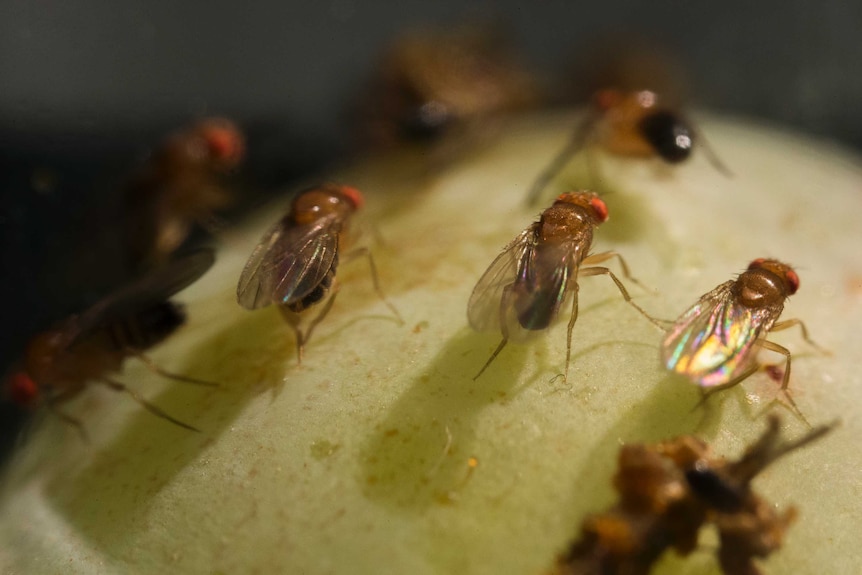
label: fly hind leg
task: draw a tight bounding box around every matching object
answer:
[130,350,220,387]
[577,264,664,330]
[561,284,581,384]
[46,389,90,443]
[345,247,403,325]
[769,318,831,356]
[279,289,340,365]
[758,340,810,427]
[99,377,201,432]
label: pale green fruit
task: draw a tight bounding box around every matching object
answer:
[1,112,860,575]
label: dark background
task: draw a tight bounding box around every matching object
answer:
[2,1,861,453]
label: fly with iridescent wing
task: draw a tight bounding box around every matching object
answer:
[661,258,828,422]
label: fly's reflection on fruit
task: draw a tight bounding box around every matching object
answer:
[468,190,660,382]
[125,117,245,269]
[236,184,402,363]
[4,249,217,439]
[661,258,828,423]
[526,88,729,206]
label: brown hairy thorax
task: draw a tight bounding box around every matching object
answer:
[733,259,797,309]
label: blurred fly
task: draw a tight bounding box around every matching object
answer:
[468,190,660,382]
[125,117,245,269]
[4,249,216,439]
[236,184,402,363]
[552,414,836,575]
[526,88,730,206]
[661,259,828,421]
[355,24,537,156]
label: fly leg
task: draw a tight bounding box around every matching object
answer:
[344,247,403,325]
[473,284,514,381]
[693,364,760,412]
[770,318,831,356]
[584,144,605,192]
[562,284,580,384]
[694,340,810,427]
[693,123,733,177]
[99,377,201,432]
[577,265,665,329]
[302,287,340,357]
[758,340,810,427]
[45,389,90,443]
[130,350,220,387]
[582,251,648,290]
[525,117,593,207]
[278,307,306,364]
[279,291,339,365]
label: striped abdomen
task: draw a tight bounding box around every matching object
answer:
[286,253,339,313]
[103,301,187,352]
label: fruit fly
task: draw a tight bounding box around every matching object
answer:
[355,25,536,151]
[468,190,660,382]
[661,258,828,421]
[551,415,836,575]
[236,184,402,362]
[4,249,216,439]
[526,88,730,206]
[125,117,245,269]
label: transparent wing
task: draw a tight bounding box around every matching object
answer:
[237,214,340,310]
[467,226,537,332]
[661,281,776,387]
[72,248,215,344]
[511,241,578,332]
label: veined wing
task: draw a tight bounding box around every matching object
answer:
[661,281,776,387]
[512,240,581,332]
[71,248,215,345]
[467,225,537,332]
[237,214,340,310]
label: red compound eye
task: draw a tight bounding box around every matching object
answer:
[337,185,365,210]
[589,197,609,222]
[201,120,245,166]
[785,269,800,295]
[6,371,39,407]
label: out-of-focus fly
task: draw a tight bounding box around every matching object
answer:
[661,258,827,420]
[355,25,536,153]
[4,249,216,439]
[526,89,729,206]
[236,184,402,362]
[551,414,836,575]
[468,190,660,381]
[125,117,245,269]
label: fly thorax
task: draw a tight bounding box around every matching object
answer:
[539,204,593,244]
[734,269,787,309]
[291,189,354,225]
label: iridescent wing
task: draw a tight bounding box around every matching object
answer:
[70,248,215,346]
[661,281,778,387]
[467,225,537,333]
[237,214,340,310]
